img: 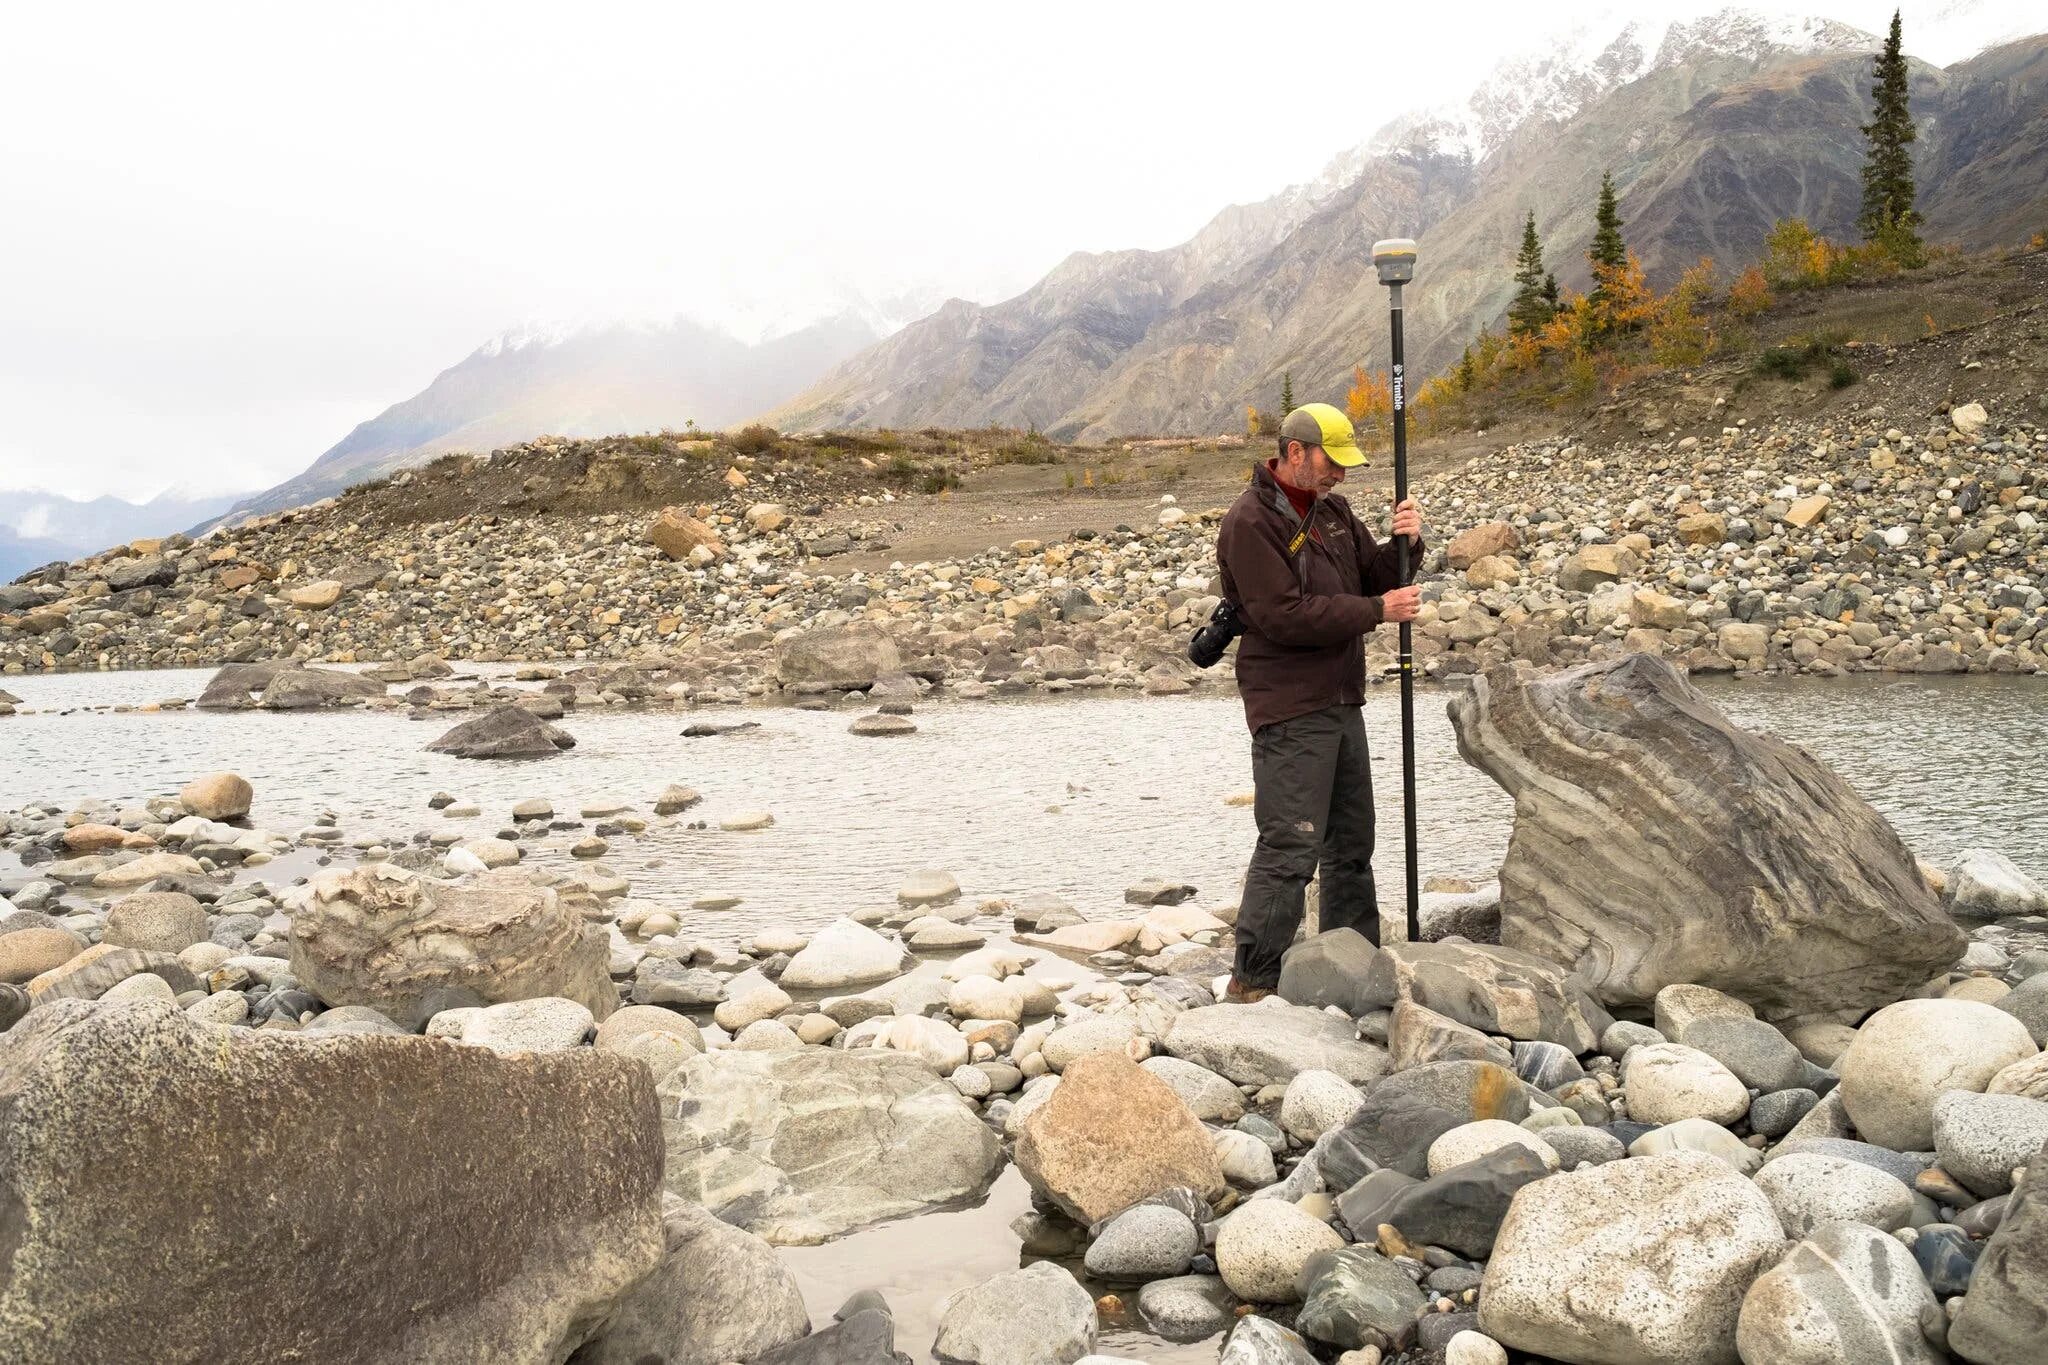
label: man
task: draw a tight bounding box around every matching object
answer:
[1215,400,1424,1002]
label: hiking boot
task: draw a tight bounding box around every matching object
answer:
[1224,976,1273,1004]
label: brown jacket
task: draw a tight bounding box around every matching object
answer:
[1216,460,1420,732]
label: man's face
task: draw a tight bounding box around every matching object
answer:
[1285,440,1347,495]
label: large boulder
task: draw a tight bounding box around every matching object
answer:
[1321,1060,1536,1181]
[101,892,208,954]
[196,661,386,710]
[427,704,577,759]
[1946,849,2048,919]
[1735,1222,1945,1365]
[1932,1091,2048,1197]
[646,508,725,562]
[1447,655,1965,1019]
[1949,1140,2048,1364]
[1480,1151,1785,1365]
[0,999,662,1364]
[1622,1043,1751,1125]
[1014,1053,1227,1225]
[179,771,252,820]
[1445,521,1521,570]
[1836,999,2038,1151]
[576,1194,811,1365]
[1360,940,1600,1051]
[1163,1003,1390,1088]
[287,864,615,1027]
[656,1046,1001,1244]
[775,623,902,692]
[932,1261,1097,1365]
[1277,928,1378,1014]
[777,917,909,990]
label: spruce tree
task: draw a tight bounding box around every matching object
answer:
[1508,210,1554,336]
[1859,10,1922,264]
[1542,273,1560,309]
[1587,170,1628,318]
[1280,372,1295,416]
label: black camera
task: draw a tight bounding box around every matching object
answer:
[1187,599,1245,669]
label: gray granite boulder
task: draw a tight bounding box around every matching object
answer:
[1950,1143,2048,1364]
[1164,1002,1389,1088]
[1735,1221,1945,1365]
[931,1261,1095,1365]
[1932,1090,2048,1197]
[0,999,662,1364]
[657,1046,1001,1244]
[1360,940,1599,1051]
[1277,928,1378,1014]
[577,1193,811,1365]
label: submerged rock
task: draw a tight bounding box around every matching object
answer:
[426,704,576,759]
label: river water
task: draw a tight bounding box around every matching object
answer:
[3,670,2045,928]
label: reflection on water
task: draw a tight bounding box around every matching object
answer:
[1,669,2043,940]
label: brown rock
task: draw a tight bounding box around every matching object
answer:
[0,926,89,984]
[1557,545,1641,593]
[1784,494,1830,529]
[1447,522,1521,570]
[1675,513,1727,545]
[647,509,725,562]
[1632,590,1689,631]
[180,771,253,820]
[288,863,616,1027]
[288,580,344,609]
[60,823,141,854]
[1015,1052,1227,1225]
[0,999,663,1364]
[216,567,259,591]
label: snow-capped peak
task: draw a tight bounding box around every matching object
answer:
[1344,6,1875,168]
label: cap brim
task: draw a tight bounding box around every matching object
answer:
[1323,443,1366,467]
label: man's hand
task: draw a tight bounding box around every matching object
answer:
[1379,584,1421,623]
[1391,496,1423,541]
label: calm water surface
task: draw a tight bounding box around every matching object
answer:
[3,669,2045,933]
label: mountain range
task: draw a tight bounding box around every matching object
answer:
[0,490,242,582]
[769,11,2048,441]
[197,310,883,530]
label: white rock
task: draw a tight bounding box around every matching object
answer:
[1428,1120,1561,1176]
[1279,1069,1365,1144]
[1623,1043,1751,1126]
[1950,401,1988,436]
[1837,998,2038,1151]
[712,969,793,1033]
[1215,1199,1343,1303]
[1444,1331,1508,1365]
[1751,1152,1915,1236]
[1947,848,2048,918]
[459,997,594,1054]
[1214,1128,1278,1187]
[898,868,961,907]
[949,975,1024,1024]
[1931,1089,2048,1196]
[1041,1015,1141,1072]
[1480,1151,1785,1365]
[878,1015,970,1073]
[777,917,908,990]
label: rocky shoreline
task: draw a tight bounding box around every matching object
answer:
[2,403,2044,695]
[3,653,2046,1363]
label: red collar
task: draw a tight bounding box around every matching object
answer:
[1265,459,1316,520]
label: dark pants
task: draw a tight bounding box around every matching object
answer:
[1234,704,1379,987]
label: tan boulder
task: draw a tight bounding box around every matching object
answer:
[180,771,253,820]
[1784,495,1830,529]
[1676,512,1727,545]
[1015,1053,1227,1225]
[647,509,725,562]
[745,503,787,532]
[288,863,616,1027]
[0,926,89,984]
[1557,544,1641,593]
[1465,555,1520,589]
[1632,590,1689,631]
[288,581,344,609]
[92,852,205,889]
[1016,920,1142,961]
[1447,521,1521,570]
[60,823,143,854]
[103,892,209,954]
[216,567,259,591]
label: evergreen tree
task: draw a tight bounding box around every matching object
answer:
[1589,171,1626,274]
[1859,10,1922,264]
[1456,345,1478,392]
[1507,210,1554,336]
[1280,372,1295,416]
[1542,273,1560,309]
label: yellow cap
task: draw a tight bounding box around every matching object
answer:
[1279,401,1366,467]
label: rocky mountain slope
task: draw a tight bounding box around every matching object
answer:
[771,18,2048,443]
[201,311,879,532]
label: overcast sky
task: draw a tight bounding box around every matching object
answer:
[0,0,2033,503]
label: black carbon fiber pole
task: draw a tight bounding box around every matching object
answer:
[1373,238,1420,945]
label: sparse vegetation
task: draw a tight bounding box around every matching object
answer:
[728,424,780,455]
